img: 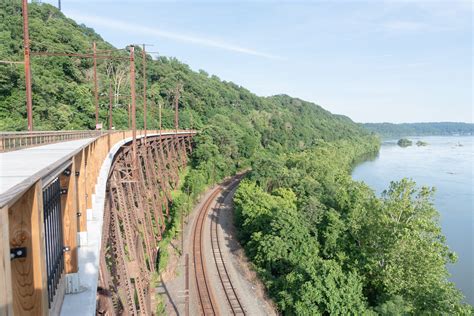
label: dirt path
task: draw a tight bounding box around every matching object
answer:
[160,175,276,315]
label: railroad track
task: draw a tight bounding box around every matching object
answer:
[192,176,246,315]
[193,184,222,315]
[210,180,246,315]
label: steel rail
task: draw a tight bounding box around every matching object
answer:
[193,186,222,315]
[210,178,246,315]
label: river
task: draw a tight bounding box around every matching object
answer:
[352,136,473,304]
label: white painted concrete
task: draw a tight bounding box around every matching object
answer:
[65,273,80,294]
[60,137,126,316]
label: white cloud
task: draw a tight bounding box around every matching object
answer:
[68,13,284,60]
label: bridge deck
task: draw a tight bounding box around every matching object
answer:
[0,130,196,315]
[0,138,96,204]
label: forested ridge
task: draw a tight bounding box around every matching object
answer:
[0,2,471,315]
[363,122,474,138]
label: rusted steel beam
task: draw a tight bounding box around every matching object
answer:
[22,0,33,131]
[159,137,176,187]
[143,143,166,235]
[93,42,99,129]
[135,145,159,268]
[158,137,175,201]
[187,134,193,154]
[97,133,194,314]
[130,46,137,163]
[177,136,188,167]
[142,45,148,143]
[97,193,113,314]
[110,191,137,315]
[153,139,172,217]
[168,137,181,187]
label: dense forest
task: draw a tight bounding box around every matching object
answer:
[234,142,472,314]
[363,122,473,138]
[0,2,471,314]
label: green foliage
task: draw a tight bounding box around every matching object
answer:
[234,178,369,314]
[374,295,413,315]
[397,138,413,147]
[234,143,472,314]
[154,293,167,316]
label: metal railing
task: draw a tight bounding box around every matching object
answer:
[0,130,104,152]
[42,177,65,308]
[0,129,197,153]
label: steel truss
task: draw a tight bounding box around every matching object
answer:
[97,133,193,315]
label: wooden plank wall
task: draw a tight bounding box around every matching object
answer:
[0,206,13,316]
[74,150,86,233]
[59,163,77,274]
[8,182,48,315]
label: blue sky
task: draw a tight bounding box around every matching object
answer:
[41,0,472,123]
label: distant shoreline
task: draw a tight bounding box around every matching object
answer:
[381,134,473,141]
[360,122,473,139]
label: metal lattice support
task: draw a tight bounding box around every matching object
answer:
[97,133,193,314]
[164,137,180,188]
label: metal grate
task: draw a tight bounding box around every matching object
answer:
[42,178,65,307]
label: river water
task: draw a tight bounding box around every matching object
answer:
[352,136,473,304]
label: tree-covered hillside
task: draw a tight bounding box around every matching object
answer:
[0,2,471,315]
[363,122,473,138]
[1,2,367,145]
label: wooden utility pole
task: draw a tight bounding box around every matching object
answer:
[22,0,33,131]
